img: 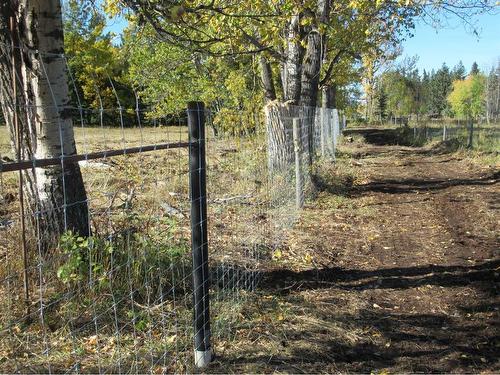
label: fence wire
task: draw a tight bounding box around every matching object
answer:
[0,43,345,373]
[264,103,343,243]
[411,121,500,149]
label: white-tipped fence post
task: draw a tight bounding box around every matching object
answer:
[187,101,213,368]
[293,118,304,209]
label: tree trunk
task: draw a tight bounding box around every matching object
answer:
[322,85,336,109]
[0,0,90,248]
[0,3,27,158]
[260,56,276,102]
[264,102,295,172]
[265,1,331,171]
[300,0,329,108]
[299,30,321,163]
[282,15,302,103]
[299,30,321,108]
[0,1,39,221]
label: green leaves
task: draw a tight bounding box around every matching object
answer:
[448,74,486,119]
[64,0,134,120]
[57,231,91,284]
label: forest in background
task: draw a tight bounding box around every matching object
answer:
[365,58,500,124]
[50,0,500,130]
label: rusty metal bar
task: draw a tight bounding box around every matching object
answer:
[0,140,191,173]
[10,15,30,320]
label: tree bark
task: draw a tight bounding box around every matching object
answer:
[299,30,321,108]
[0,0,90,248]
[260,56,276,102]
[297,29,320,164]
[282,15,302,103]
[322,84,337,109]
[265,1,333,172]
[0,2,25,157]
[264,102,295,172]
[300,0,330,108]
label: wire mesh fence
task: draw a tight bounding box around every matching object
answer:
[264,103,343,237]
[411,121,500,150]
[0,43,345,373]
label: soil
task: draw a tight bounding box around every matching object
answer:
[209,128,499,373]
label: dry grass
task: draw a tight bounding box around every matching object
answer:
[0,125,276,372]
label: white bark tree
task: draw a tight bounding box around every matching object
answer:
[0,0,89,248]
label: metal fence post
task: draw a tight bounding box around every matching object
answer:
[187,101,212,368]
[293,118,304,209]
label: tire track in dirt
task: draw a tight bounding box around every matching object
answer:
[210,136,499,373]
[332,143,499,373]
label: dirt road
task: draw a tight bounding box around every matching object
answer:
[212,129,499,373]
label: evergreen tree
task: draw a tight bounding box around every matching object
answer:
[470,61,480,75]
[452,61,466,80]
[419,69,431,115]
[428,63,452,117]
[485,61,500,122]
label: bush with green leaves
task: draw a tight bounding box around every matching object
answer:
[56,216,190,301]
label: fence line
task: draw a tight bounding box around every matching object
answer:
[0,44,345,372]
[1,102,345,372]
[411,121,500,149]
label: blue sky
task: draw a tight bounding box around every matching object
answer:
[398,12,500,73]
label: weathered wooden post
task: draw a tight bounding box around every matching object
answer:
[320,108,326,157]
[467,119,474,149]
[293,118,304,209]
[328,109,335,157]
[187,101,212,368]
[332,110,339,161]
[443,125,447,141]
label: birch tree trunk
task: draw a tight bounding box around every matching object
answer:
[0,2,23,155]
[264,102,294,172]
[0,0,90,248]
[282,15,302,103]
